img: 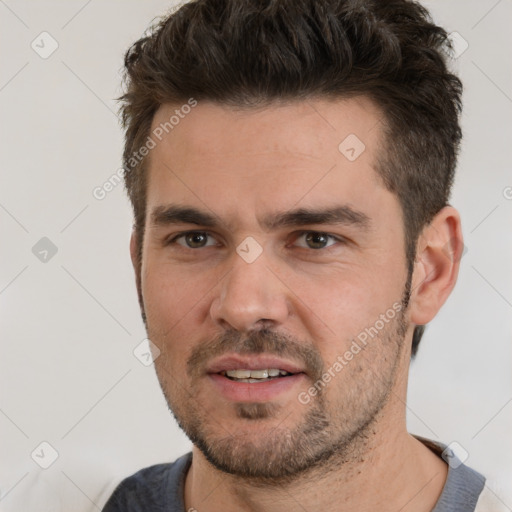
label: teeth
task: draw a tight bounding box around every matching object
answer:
[225,369,252,379]
[249,369,268,379]
[224,368,291,380]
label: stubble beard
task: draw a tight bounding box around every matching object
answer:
[152,301,408,485]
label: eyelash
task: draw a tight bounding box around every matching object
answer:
[165,230,346,251]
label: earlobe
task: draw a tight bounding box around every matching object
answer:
[409,207,464,326]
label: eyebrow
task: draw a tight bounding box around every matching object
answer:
[150,204,371,231]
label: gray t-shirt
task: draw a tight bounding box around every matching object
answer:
[102,437,485,511]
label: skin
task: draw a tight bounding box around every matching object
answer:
[130,97,464,511]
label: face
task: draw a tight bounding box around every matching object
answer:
[136,97,412,481]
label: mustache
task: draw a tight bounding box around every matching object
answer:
[187,328,324,381]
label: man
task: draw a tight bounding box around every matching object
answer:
[103,0,488,510]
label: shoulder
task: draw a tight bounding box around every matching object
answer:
[102,452,192,512]
[414,436,486,512]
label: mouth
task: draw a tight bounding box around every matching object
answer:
[218,368,297,383]
[205,355,307,401]
[206,354,306,378]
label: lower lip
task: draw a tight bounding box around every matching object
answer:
[208,373,306,402]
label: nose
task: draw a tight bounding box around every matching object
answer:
[210,249,290,332]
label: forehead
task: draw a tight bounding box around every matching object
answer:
[150,96,383,164]
[145,97,395,227]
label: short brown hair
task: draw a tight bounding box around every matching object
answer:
[120,0,463,357]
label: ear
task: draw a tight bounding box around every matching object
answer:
[409,206,464,326]
[130,229,146,323]
[129,228,140,273]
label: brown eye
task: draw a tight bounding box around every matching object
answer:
[172,231,216,248]
[185,232,208,248]
[294,232,337,250]
[305,232,330,249]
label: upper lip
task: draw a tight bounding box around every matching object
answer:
[206,354,306,375]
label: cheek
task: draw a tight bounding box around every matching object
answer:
[294,267,406,368]
[299,268,395,330]
[141,260,214,334]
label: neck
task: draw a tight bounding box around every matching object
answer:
[184,412,447,512]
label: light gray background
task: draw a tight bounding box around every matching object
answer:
[1,1,511,510]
